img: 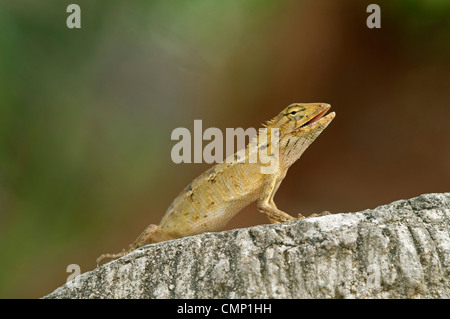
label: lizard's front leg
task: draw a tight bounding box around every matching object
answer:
[257,173,297,224]
[96,224,173,266]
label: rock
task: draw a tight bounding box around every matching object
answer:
[44,193,450,299]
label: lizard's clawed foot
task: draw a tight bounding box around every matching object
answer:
[297,211,331,220]
[308,211,331,218]
[96,249,127,267]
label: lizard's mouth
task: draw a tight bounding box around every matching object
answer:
[295,105,335,131]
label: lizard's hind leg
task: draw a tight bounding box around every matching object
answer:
[96,224,173,267]
[128,224,173,250]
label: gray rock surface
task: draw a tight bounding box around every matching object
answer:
[45,193,450,299]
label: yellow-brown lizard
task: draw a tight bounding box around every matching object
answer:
[96,103,335,266]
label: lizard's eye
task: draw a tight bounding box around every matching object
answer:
[285,105,305,119]
[286,108,302,117]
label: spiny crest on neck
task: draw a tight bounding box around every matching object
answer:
[262,116,278,128]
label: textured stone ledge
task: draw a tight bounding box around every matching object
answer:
[45,193,450,299]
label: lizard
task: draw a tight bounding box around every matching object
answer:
[96,103,335,266]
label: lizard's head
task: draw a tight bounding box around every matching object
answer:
[265,103,335,137]
[262,103,335,168]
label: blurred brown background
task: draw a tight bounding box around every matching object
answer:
[0,0,449,298]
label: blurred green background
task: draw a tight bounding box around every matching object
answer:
[0,0,449,298]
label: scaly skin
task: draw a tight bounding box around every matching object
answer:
[97,103,335,266]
